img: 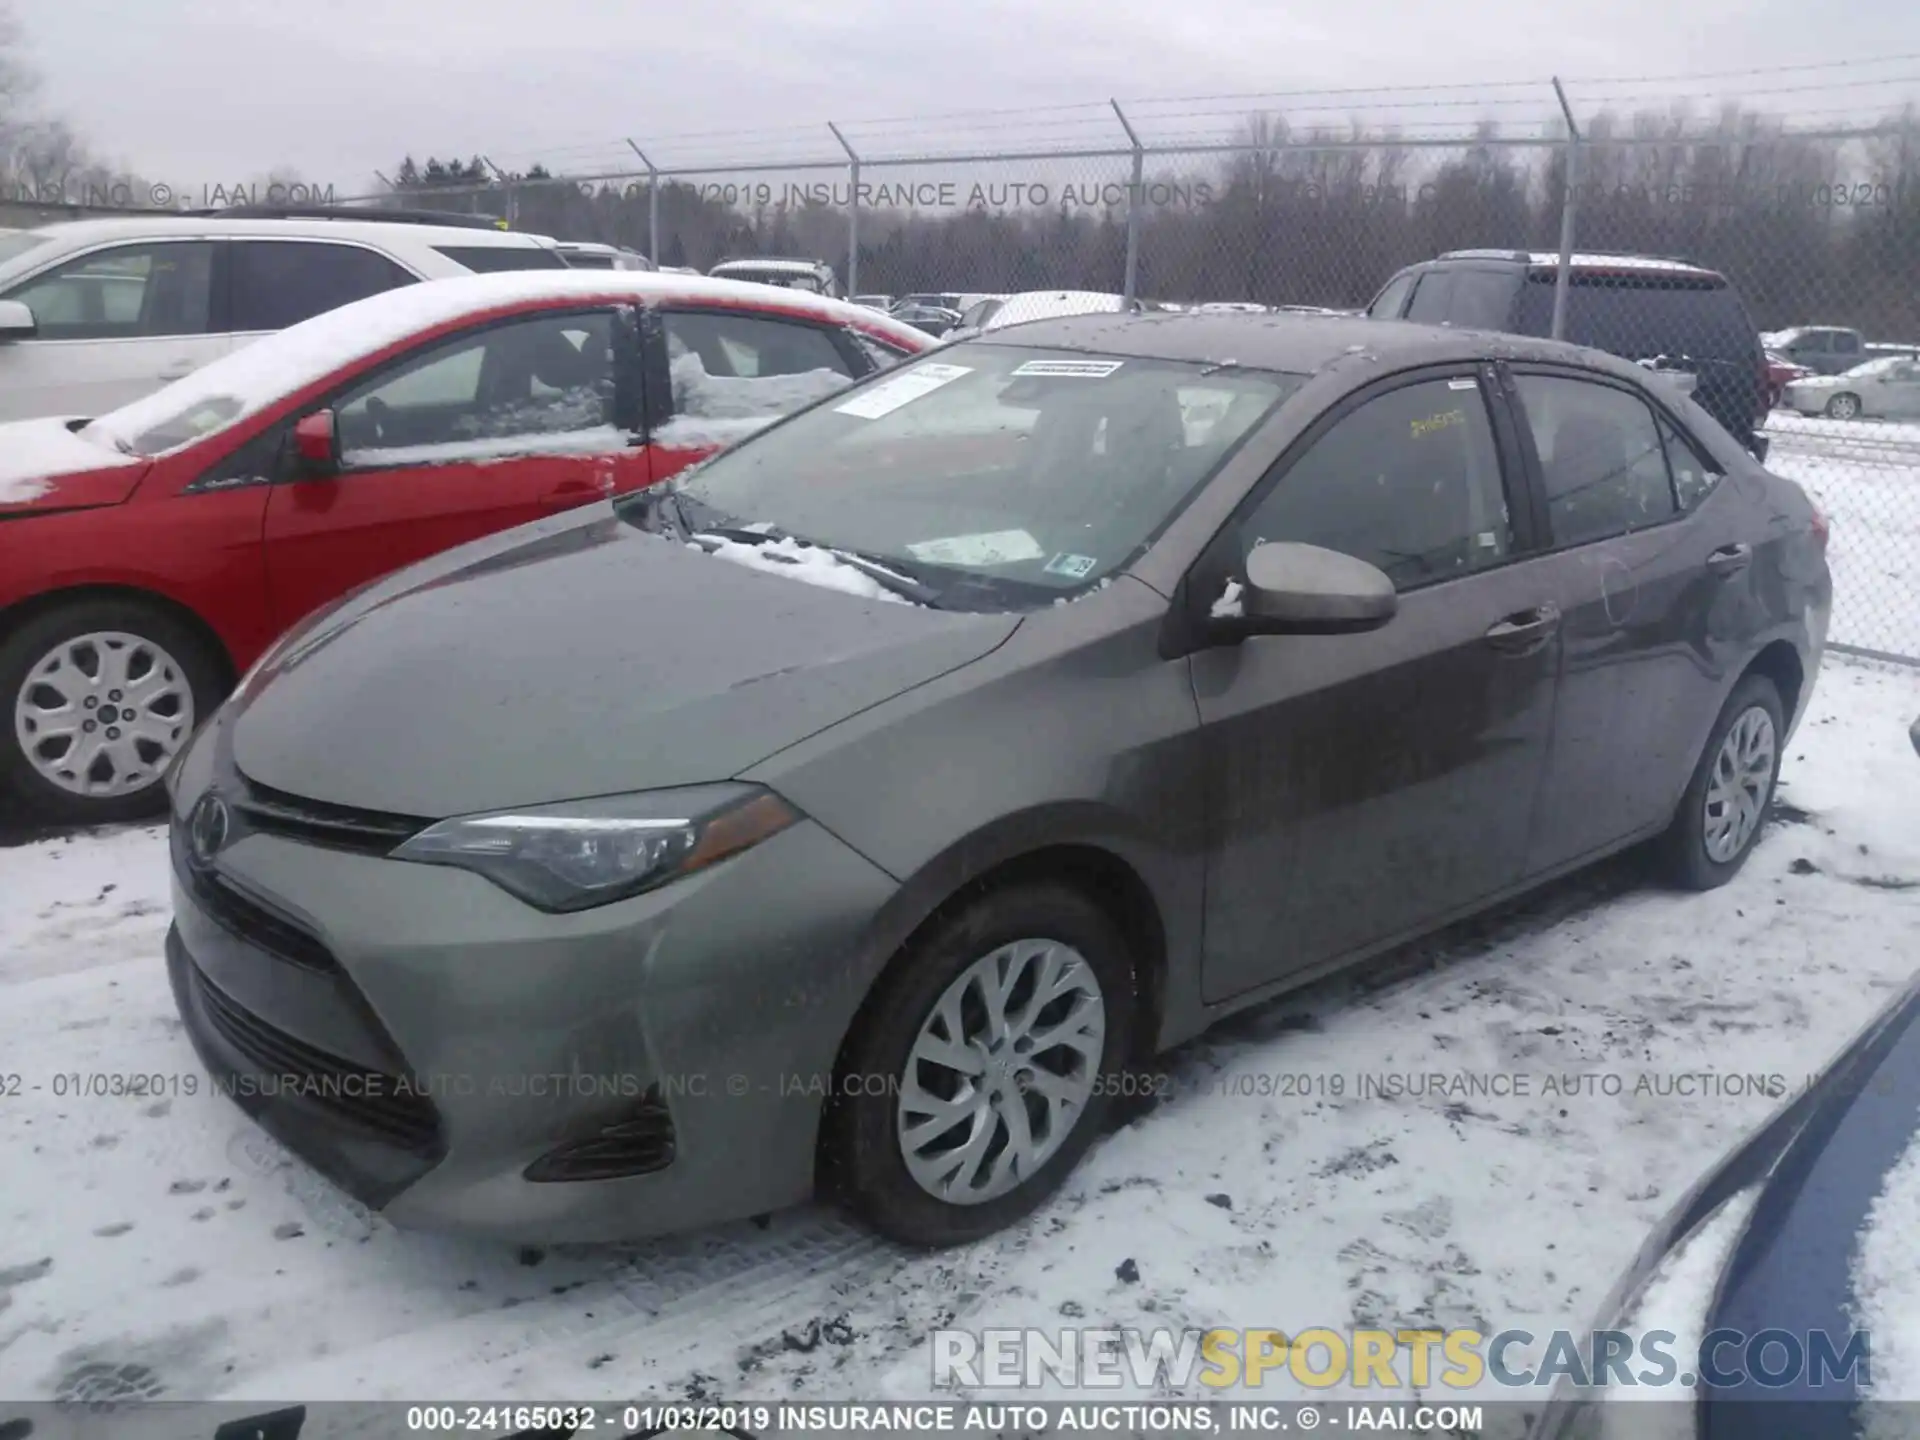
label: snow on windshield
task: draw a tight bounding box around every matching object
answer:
[689,531,916,605]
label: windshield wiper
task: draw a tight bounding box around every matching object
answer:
[690,523,945,607]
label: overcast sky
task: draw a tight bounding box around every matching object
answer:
[10,0,1919,193]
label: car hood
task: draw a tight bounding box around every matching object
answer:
[0,416,150,512]
[226,506,1021,817]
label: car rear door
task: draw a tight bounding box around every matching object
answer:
[1191,365,1564,1002]
[0,239,226,422]
[261,303,649,632]
[220,239,420,355]
[642,305,870,485]
[1502,363,1758,874]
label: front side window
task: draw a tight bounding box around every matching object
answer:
[4,241,214,340]
[1238,375,1513,590]
[1514,374,1677,546]
[1446,270,1516,330]
[1404,272,1455,325]
[661,311,855,439]
[230,241,417,332]
[644,343,1301,610]
[1366,272,1417,320]
[333,309,617,466]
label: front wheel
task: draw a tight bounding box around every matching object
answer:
[825,882,1136,1247]
[2,598,225,826]
[1825,392,1862,420]
[1653,674,1784,890]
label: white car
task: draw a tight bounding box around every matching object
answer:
[1777,354,1920,420]
[555,241,654,270]
[944,290,1140,342]
[708,257,841,297]
[0,214,570,422]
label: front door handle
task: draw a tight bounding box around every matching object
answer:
[1484,603,1561,655]
[1706,542,1753,577]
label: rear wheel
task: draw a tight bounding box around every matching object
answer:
[1,598,224,826]
[1653,674,1784,890]
[825,882,1136,1247]
[1825,392,1862,420]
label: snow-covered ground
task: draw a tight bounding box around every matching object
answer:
[0,658,1916,1413]
[1763,409,1920,659]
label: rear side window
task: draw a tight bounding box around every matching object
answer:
[1832,331,1863,356]
[229,241,416,331]
[1446,270,1516,330]
[432,245,568,273]
[1513,373,1677,545]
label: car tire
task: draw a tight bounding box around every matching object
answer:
[1652,673,1785,891]
[1825,393,1861,420]
[1,597,225,827]
[825,881,1137,1248]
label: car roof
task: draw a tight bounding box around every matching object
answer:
[1435,248,1723,279]
[711,258,831,273]
[13,216,554,247]
[968,309,1663,381]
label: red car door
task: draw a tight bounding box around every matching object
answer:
[646,306,867,485]
[262,304,651,632]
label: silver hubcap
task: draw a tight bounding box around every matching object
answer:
[898,938,1107,1206]
[13,630,195,797]
[1702,705,1776,864]
[1831,396,1858,418]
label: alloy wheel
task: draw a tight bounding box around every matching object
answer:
[13,630,196,797]
[1701,705,1776,864]
[897,938,1107,1205]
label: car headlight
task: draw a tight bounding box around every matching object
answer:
[389,784,801,912]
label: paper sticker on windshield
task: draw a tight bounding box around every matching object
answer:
[1044,552,1099,579]
[907,530,1046,566]
[1009,359,1125,378]
[834,362,972,419]
[1447,378,1478,390]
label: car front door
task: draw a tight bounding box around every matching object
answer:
[0,240,225,421]
[644,306,865,485]
[1191,366,1564,1003]
[261,304,648,632]
[1506,365,1753,874]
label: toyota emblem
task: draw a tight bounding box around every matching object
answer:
[188,793,231,864]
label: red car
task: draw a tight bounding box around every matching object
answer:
[0,271,931,824]
[1764,350,1813,409]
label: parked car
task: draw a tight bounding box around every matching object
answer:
[894,291,966,312]
[1366,250,1771,457]
[0,271,930,824]
[1529,956,1920,1437]
[1761,324,1867,376]
[1764,350,1814,408]
[161,311,1826,1249]
[850,294,894,310]
[707,257,841,297]
[555,241,653,271]
[944,289,1141,342]
[889,303,964,337]
[0,213,573,423]
[1777,354,1920,420]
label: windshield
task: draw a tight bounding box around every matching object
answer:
[632,342,1301,611]
[0,231,53,270]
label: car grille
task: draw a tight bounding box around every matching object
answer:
[524,1087,677,1182]
[171,824,340,976]
[184,956,441,1153]
[230,772,427,855]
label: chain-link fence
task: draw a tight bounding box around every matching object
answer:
[335,93,1920,662]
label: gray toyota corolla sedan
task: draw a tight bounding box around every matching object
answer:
[164,311,1831,1247]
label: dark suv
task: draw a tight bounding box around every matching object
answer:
[1366,250,1768,456]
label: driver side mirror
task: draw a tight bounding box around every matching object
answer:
[1228,541,1398,635]
[0,299,37,342]
[292,410,338,479]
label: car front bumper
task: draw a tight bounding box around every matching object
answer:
[165,797,901,1244]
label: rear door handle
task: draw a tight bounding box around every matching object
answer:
[1707,542,1753,576]
[1484,603,1561,655]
